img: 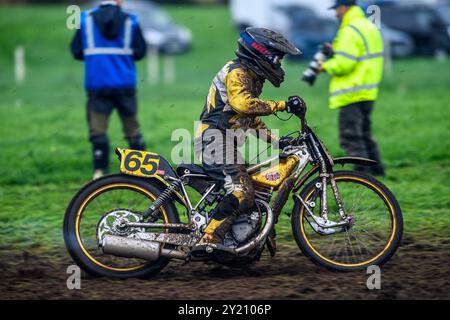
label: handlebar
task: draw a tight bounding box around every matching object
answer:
[300,115,308,133]
[286,96,307,130]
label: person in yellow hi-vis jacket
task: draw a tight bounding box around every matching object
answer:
[320,0,386,176]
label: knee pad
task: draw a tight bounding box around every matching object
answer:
[128,134,146,151]
[90,134,109,170]
[232,190,254,213]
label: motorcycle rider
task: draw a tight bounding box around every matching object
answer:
[191,28,305,258]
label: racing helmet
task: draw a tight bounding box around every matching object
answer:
[236,27,301,87]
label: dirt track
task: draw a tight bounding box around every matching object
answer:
[1,240,449,300]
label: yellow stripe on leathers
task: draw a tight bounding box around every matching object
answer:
[194,123,210,140]
[232,191,246,204]
[225,68,285,116]
[207,85,217,113]
[204,218,227,234]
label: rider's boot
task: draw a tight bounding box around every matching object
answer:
[190,215,236,262]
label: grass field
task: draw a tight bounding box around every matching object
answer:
[0,4,449,256]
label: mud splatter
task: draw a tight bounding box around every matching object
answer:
[1,242,449,300]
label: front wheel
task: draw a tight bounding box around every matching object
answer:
[63,174,179,278]
[292,171,403,271]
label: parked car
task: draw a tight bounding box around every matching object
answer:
[435,1,450,45]
[287,13,338,59]
[230,0,414,59]
[286,7,413,59]
[363,0,450,55]
[380,24,415,58]
[89,0,192,54]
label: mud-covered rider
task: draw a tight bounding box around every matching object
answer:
[191,28,306,257]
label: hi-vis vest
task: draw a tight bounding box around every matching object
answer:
[80,8,138,90]
[322,6,384,109]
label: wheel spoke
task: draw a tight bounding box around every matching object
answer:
[77,184,160,270]
[349,229,366,261]
[357,226,385,242]
[345,230,357,262]
[352,230,376,257]
[299,174,396,267]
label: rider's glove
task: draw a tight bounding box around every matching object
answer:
[286,96,307,117]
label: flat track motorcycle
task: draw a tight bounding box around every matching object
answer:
[63,107,403,278]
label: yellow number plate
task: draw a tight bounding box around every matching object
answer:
[117,148,161,178]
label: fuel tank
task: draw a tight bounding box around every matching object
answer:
[250,156,299,189]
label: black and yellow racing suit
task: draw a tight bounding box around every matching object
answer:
[195,59,285,243]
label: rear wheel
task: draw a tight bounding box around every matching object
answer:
[292,171,403,271]
[63,174,179,278]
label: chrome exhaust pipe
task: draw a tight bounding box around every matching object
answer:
[101,235,161,260]
[235,199,274,255]
[101,235,187,260]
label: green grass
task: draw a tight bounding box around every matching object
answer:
[0,5,449,253]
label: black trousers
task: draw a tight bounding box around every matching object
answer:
[87,89,145,170]
[338,101,384,173]
[200,129,255,220]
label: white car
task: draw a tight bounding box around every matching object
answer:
[89,0,192,54]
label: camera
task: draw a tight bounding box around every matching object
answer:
[301,43,334,86]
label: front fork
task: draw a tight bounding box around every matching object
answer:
[321,172,347,221]
[297,155,353,235]
[311,140,347,221]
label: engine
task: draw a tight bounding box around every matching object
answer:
[223,207,262,248]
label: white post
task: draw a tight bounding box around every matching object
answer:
[435,49,447,62]
[147,46,159,85]
[383,38,393,77]
[163,54,175,84]
[15,46,26,85]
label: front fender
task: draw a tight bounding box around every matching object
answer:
[292,157,377,193]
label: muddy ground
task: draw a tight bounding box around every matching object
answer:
[1,240,449,300]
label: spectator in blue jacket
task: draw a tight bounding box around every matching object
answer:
[71,0,147,179]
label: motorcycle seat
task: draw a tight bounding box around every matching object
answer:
[176,163,208,177]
